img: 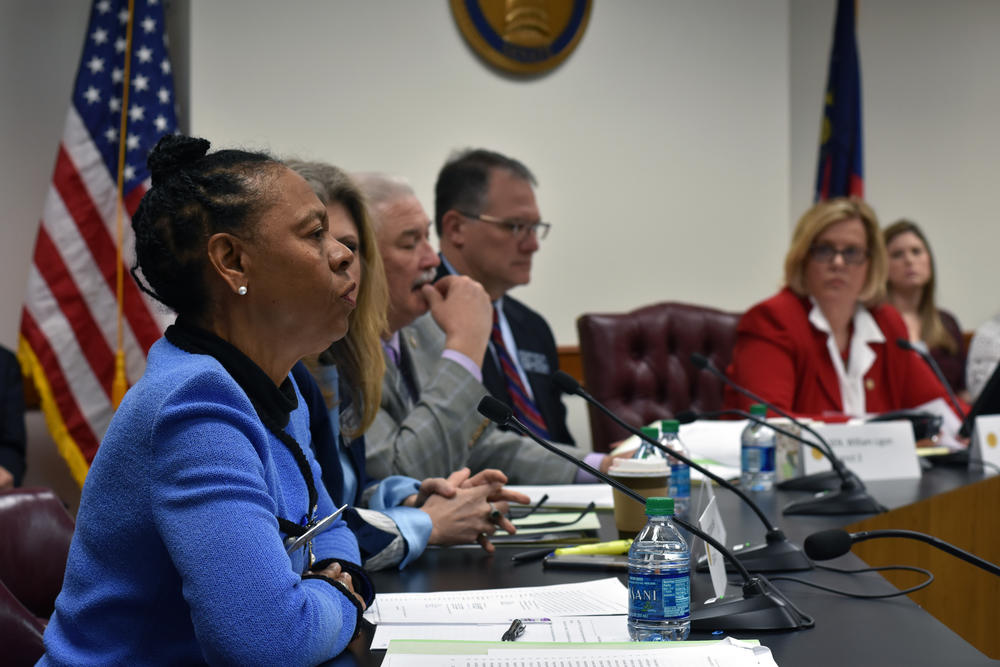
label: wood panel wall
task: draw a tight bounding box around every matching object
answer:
[846,474,1000,659]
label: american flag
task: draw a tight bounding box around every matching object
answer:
[18,0,177,486]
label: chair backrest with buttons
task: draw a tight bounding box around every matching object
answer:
[577,301,741,452]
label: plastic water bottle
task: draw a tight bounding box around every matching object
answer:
[635,426,670,469]
[627,497,691,641]
[659,420,690,519]
[741,403,776,491]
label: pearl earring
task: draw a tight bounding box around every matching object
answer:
[237,286,247,296]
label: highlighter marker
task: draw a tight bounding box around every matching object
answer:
[553,538,632,556]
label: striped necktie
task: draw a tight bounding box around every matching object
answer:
[491,307,550,439]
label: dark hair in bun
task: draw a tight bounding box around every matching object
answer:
[146,135,210,187]
[131,134,283,317]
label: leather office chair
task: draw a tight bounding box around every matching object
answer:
[577,301,741,452]
[0,578,46,665]
[0,487,74,620]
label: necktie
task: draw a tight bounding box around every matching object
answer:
[491,308,550,439]
[383,340,416,404]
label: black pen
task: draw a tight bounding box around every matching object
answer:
[510,547,553,563]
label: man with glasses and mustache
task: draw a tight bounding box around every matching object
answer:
[356,172,613,485]
[434,149,576,447]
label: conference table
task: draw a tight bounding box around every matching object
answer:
[335,462,997,666]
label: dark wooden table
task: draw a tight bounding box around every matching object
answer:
[330,463,996,666]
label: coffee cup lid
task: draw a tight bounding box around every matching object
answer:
[608,458,669,476]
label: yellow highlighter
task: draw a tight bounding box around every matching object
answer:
[553,539,632,556]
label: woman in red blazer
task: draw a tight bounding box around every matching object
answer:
[725,197,958,421]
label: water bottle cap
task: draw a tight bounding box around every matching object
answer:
[640,426,658,440]
[658,419,679,433]
[749,404,767,416]
[645,496,674,515]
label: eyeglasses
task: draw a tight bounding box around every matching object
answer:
[510,501,596,529]
[809,243,869,266]
[507,494,549,520]
[458,211,551,240]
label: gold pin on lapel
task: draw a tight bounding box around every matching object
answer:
[865,378,875,391]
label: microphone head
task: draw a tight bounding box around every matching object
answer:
[477,395,513,425]
[803,529,853,561]
[551,370,582,396]
[675,410,700,425]
[896,337,914,351]
[689,352,710,370]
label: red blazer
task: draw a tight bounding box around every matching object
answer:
[724,288,959,420]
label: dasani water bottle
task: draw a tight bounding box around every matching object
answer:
[627,497,691,641]
[741,403,776,491]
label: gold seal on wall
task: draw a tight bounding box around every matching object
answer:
[450,0,592,75]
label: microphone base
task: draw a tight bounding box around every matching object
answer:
[695,532,813,573]
[782,483,887,515]
[775,469,843,492]
[690,575,813,632]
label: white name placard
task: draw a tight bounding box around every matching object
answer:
[970,414,1000,471]
[800,421,921,481]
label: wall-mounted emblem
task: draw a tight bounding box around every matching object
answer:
[450,0,592,76]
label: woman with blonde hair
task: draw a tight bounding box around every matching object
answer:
[287,161,528,571]
[724,197,957,419]
[883,219,966,397]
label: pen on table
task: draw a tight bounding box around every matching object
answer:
[511,547,554,563]
[501,618,525,641]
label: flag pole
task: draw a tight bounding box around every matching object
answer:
[111,0,136,408]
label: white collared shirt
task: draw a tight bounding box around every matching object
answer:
[808,299,884,417]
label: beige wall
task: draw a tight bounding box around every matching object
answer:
[188,0,792,346]
[2,1,999,489]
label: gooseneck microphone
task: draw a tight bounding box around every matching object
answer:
[678,409,886,516]
[688,353,885,515]
[804,528,1000,577]
[689,353,839,464]
[552,371,811,573]
[895,338,966,421]
[478,395,814,632]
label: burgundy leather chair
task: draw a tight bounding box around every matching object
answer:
[577,301,741,452]
[0,487,74,620]
[0,578,46,666]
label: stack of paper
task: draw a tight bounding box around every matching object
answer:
[382,637,779,666]
[365,577,630,649]
[615,420,746,483]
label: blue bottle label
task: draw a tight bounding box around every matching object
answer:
[742,445,775,473]
[669,464,690,498]
[628,569,690,621]
[762,444,775,472]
